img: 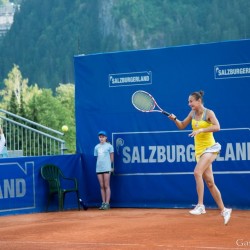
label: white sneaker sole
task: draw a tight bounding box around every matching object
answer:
[189,210,206,215]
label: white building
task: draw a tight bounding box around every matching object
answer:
[0,2,17,38]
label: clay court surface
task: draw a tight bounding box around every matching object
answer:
[0,208,249,250]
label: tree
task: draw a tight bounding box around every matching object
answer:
[55,83,76,152]
[0,0,9,5]
[26,85,76,153]
[0,64,28,109]
[7,90,18,115]
[1,0,250,89]
[1,66,76,154]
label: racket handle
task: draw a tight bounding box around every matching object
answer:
[162,110,170,116]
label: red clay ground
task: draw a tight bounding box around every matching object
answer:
[0,208,249,249]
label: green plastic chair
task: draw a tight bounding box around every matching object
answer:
[40,164,80,211]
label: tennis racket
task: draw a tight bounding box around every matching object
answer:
[132,90,170,116]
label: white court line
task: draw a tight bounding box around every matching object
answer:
[179,247,244,250]
[0,240,145,247]
[0,241,243,249]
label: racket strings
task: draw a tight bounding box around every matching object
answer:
[132,92,155,112]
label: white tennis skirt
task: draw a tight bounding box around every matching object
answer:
[202,142,221,155]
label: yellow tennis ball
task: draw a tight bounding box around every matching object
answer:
[62,125,68,132]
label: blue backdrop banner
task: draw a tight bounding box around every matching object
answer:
[74,40,250,209]
[0,154,84,216]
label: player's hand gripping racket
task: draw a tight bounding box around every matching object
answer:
[132,90,170,116]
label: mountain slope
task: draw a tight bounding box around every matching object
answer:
[0,0,249,89]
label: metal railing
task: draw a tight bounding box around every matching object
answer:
[0,109,66,157]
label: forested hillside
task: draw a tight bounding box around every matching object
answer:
[0,0,250,90]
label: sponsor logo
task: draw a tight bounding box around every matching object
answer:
[109,71,152,87]
[0,162,35,212]
[112,130,250,175]
[214,63,250,79]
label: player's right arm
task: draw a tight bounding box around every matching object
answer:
[168,111,192,130]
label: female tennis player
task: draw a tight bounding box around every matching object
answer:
[168,90,232,225]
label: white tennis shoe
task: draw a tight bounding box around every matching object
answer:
[189,204,206,215]
[221,208,232,225]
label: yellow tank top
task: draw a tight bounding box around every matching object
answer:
[191,109,215,157]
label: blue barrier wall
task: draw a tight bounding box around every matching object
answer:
[74,40,250,209]
[0,154,84,216]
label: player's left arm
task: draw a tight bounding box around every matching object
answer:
[205,109,220,132]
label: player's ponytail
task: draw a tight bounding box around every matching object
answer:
[191,90,204,103]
